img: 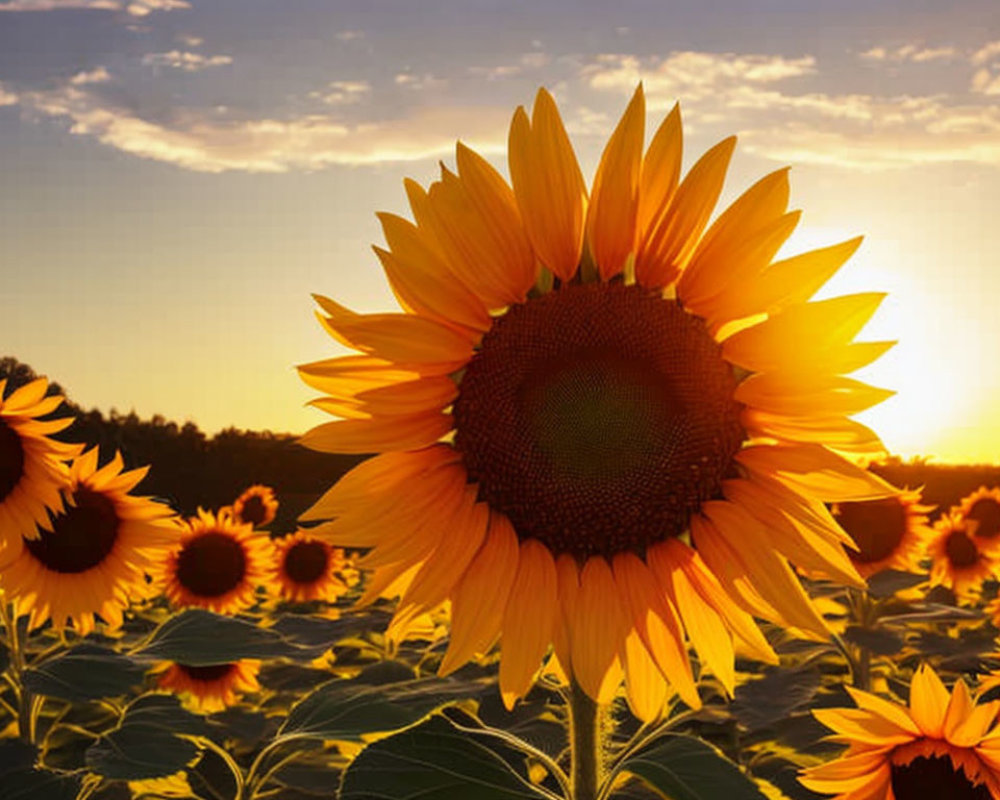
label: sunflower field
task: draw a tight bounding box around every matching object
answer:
[5,85,1000,800]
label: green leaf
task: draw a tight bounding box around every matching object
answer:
[0,738,82,800]
[22,644,146,701]
[339,713,551,800]
[279,670,480,741]
[619,733,767,800]
[866,569,927,598]
[134,608,298,665]
[270,613,377,654]
[732,668,820,733]
[85,694,210,780]
[843,625,904,655]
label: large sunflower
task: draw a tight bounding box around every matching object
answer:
[0,377,80,550]
[155,659,261,713]
[800,664,1000,799]
[159,508,273,614]
[926,513,998,600]
[0,447,177,635]
[232,484,278,528]
[831,490,932,579]
[270,529,352,603]
[298,86,897,717]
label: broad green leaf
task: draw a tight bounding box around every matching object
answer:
[86,694,210,780]
[134,608,298,665]
[339,714,551,800]
[270,612,377,653]
[732,668,820,733]
[843,625,904,656]
[279,671,480,741]
[618,733,767,800]
[865,569,927,598]
[22,644,146,701]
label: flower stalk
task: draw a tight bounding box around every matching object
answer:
[568,681,602,800]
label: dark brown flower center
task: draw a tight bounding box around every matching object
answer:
[177,662,236,682]
[24,487,118,573]
[946,529,979,568]
[238,494,268,526]
[453,282,744,559]
[968,497,1000,540]
[891,755,990,800]
[283,539,329,584]
[0,418,25,501]
[175,531,247,597]
[834,497,907,564]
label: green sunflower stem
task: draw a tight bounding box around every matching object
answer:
[568,681,602,800]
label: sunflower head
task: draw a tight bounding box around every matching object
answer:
[952,487,1000,556]
[926,513,998,600]
[159,507,274,615]
[831,488,933,579]
[271,529,353,603]
[1,447,177,634]
[299,85,897,717]
[801,664,1000,800]
[232,484,278,528]
[0,377,81,549]
[155,659,261,713]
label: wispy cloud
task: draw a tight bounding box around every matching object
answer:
[334,29,364,42]
[125,0,187,16]
[585,49,1000,170]
[69,66,111,85]
[0,82,17,105]
[394,72,447,91]
[468,52,552,81]
[142,50,232,72]
[972,40,1000,65]
[859,44,958,62]
[310,80,371,106]
[14,83,509,172]
[0,0,185,10]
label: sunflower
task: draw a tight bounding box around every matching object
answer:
[232,484,278,528]
[159,508,273,615]
[0,377,80,550]
[926,513,998,600]
[0,447,177,635]
[953,487,1000,556]
[155,659,261,713]
[298,85,897,718]
[831,489,933,579]
[270,529,352,603]
[800,664,1000,799]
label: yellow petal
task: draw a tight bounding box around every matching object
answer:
[909,663,950,738]
[552,553,580,675]
[950,698,1000,747]
[586,84,644,280]
[440,512,520,676]
[572,556,628,704]
[812,707,916,747]
[736,373,895,418]
[635,136,735,289]
[500,539,558,709]
[613,551,700,709]
[844,686,921,737]
[299,412,452,455]
[742,410,886,456]
[508,89,587,281]
[621,628,668,723]
[637,103,682,242]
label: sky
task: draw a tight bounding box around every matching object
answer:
[2,0,999,463]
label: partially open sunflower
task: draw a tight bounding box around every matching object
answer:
[299,85,896,718]
[926,513,998,600]
[232,484,278,528]
[801,664,1000,799]
[155,659,261,713]
[0,377,80,550]
[0,447,177,634]
[832,489,933,579]
[159,508,273,615]
[271,529,352,603]
[953,487,1000,557]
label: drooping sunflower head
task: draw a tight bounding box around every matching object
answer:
[927,513,998,600]
[0,377,81,550]
[159,507,273,615]
[831,488,933,578]
[232,484,278,528]
[155,659,261,713]
[299,85,898,718]
[0,447,177,634]
[801,664,1000,800]
[953,487,1000,555]
[270,529,353,603]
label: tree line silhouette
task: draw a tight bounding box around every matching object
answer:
[0,356,361,533]
[4,355,999,530]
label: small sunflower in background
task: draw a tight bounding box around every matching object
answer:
[232,484,278,528]
[298,84,897,718]
[0,377,80,550]
[271,530,352,603]
[159,508,273,614]
[155,659,261,713]
[927,513,999,600]
[953,487,1000,556]
[0,448,177,635]
[831,489,933,578]
[801,664,1000,799]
